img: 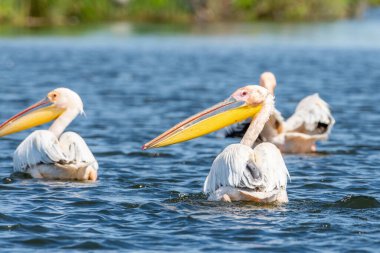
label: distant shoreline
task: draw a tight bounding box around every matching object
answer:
[0,0,379,28]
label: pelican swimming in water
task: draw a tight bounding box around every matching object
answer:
[144,85,289,203]
[223,72,335,153]
[0,88,98,181]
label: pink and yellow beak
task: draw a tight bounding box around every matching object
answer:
[0,98,65,137]
[143,97,262,150]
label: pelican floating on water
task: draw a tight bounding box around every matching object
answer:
[0,88,98,181]
[223,72,335,153]
[144,85,289,203]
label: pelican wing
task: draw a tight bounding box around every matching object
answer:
[285,94,335,136]
[251,142,289,191]
[13,130,68,172]
[13,130,98,172]
[203,143,289,194]
[59,131,98,170]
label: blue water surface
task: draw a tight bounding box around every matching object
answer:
[0,14,380,252]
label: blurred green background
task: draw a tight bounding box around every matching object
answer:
[1,0,380,27]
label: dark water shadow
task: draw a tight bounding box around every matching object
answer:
[2,172,32,184]
[325,195,380,209]
[164,191,288,210]
[166,192,380,211]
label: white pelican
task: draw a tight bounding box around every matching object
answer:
[0,88,98,181]
[144,85,290,203]
[223,72,335,153]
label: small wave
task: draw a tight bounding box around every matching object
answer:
[317,149,358,155]
[63,241,109,250]
[9,172,33,179]
[0,224,21,231]
[18,237,57,246]
[332,195,380,209]
[119,202,140,209]
[2,173,34,185]
[303,183,338,189]
[164,192,207,203]
[2,177,13,184]
[70,200,109,207]
[0,184,23,191]
[126,151,175,158]
[128,183,147,189]
[95,150,127,157]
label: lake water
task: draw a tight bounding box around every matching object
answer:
[0,11,380,252]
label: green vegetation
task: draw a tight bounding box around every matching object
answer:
[126,0,191,23]
[0,0,114,26]
[0,0,378,27]
[231,0,355,21]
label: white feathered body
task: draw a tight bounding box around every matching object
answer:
[13,130,98,180]
[284,93,334,136]
[204,143,289,203]
[276,93,335,153]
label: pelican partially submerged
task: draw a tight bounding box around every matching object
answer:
[0,88,98,181]
[144,85,290,203]
[223,72,335,153]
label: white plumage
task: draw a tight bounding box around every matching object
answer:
[13,130,66,172]
[205,143,289,202]
[271,93,335,153]
[59,131,98,170]
[13,130,98,180]
[284,93,335,136]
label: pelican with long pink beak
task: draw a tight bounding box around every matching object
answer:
[144,85,290,203]
[0,88,98,181]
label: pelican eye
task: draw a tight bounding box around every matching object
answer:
[48,92,59,102]
[51,93,59,100]
[241,91,248,96]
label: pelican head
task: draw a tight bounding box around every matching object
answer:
[231,85,270,106]
[143,85,270,149]
[47,88,83,113]
[0,88,83,137]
